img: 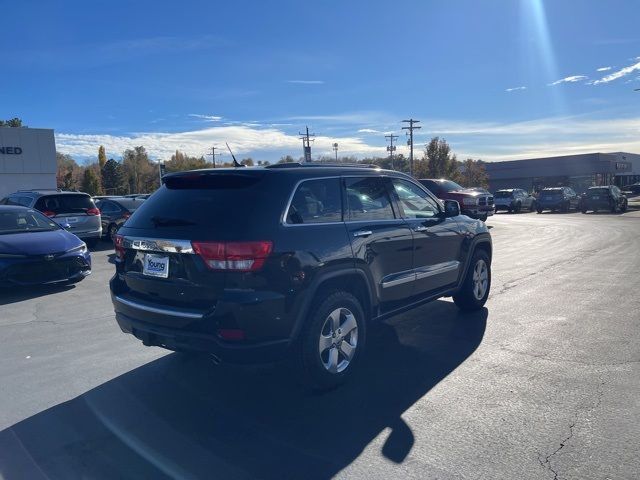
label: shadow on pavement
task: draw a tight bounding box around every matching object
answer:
[0,300,487,480]
[0,284,76,306]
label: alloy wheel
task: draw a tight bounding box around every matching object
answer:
[318,308,358,373]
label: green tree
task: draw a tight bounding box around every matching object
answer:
[102,158,127,195]
[459,159,488,188]
[98,145,107,169]
[122,146,159,193]
[417,137,460,181]
[0,118,24,127]
[81,168,103,196]
[164,150,211,172]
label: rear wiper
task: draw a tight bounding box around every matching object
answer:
[150,216,196,227]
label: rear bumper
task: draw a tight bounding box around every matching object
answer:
[110,282,291,364]
[113,308,290,363]
[537,200,565,210]
[72,228,102,240]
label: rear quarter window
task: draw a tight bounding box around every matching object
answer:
[286,178,342,224]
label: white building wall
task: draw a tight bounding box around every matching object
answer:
[0,128,56,198]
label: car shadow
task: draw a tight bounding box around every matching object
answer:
[0,300,487,480]
[0,283,76,306]
[90,240,116,253]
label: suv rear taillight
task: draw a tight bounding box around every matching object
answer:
[86,207,101,216]
[114,234,125,260]
[192,241,273,272]
[43,210,56,217]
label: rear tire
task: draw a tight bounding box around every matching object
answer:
[297,291,366,391]
[108,223,119,242]
[453,250,491,311]
[536,207,543,214]
[514,202,521,213]
[621,201,628,213]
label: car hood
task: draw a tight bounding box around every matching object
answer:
[0,230,83,255]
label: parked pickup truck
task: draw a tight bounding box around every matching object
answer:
[419,179,494,221]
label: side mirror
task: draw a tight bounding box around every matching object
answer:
[443,199,460,218]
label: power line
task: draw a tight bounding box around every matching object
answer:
[299,126,316,162]
[332,142,339,162]
[385,133,399,170]
[401,119,421,176]
[206,146,223,168]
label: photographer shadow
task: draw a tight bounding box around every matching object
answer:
[0,300,487,479]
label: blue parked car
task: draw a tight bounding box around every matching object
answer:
[0,206,91,287]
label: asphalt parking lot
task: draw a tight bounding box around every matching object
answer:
[1,211,639,480]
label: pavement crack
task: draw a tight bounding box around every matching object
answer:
[538,380,605,480]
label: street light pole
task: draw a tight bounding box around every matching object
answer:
[333,143,339,162]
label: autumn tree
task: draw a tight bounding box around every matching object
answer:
[122,146,158,193]
[459,159,489,188]
[56,152,82,190]
[164,150,211,172]
[98,145,107,168]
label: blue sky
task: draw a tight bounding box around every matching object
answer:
[2,0,640,163]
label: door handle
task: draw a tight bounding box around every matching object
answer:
[353,230,373,238]
[413,225,429,232]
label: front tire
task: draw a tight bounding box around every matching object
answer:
[621,201,628,213]
[453,250,491,311]
[536,207,543,214]
[297,291,366,391]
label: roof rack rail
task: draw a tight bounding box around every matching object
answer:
[265,162,381,169]
[16,188,62,193]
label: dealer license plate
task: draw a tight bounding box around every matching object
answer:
[143,253,169,278]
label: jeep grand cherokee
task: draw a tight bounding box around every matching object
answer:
[110,164,492,389]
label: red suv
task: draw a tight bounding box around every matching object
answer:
[419,179,494,221]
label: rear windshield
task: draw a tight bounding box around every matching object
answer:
[587,188,608,195]
[0,209,59,234]
[494,191,513,198]
[34,194,96,214]
[125,172,276,232]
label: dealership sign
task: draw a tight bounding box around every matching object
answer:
[0,146,23,155]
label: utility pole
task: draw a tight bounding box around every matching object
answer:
[332,143,339,162]
[402,118,421,176]
[206,146,223,168]
[299,126,316,162]
[385,133,398,170]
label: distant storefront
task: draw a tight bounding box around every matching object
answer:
[485,152,640,193]
[0,127,57,199]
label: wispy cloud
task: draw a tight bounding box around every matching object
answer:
[357,128,382,134]
[55,125,381,161]
[188,114,223,122]
[505,86,527,92]
[596,66,612,72]
[593,60,640,84]
[549,75,588,86]
[286,80,324,85]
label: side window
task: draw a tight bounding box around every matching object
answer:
[10,196,32,207]
[391,179,439,219]
[286,178,342,224]
[100,202,118,214]
[345,177,395,221]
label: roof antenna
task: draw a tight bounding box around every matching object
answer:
[225,142,245,168]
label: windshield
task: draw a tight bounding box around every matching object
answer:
[0,209,60,234]
[438,180,464,193]
[494,191,513,198]
[115,199,145,211]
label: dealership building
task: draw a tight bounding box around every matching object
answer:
[485,152,640,193]
[0,127,57,199]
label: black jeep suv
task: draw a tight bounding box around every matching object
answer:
[110,164,492,389]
